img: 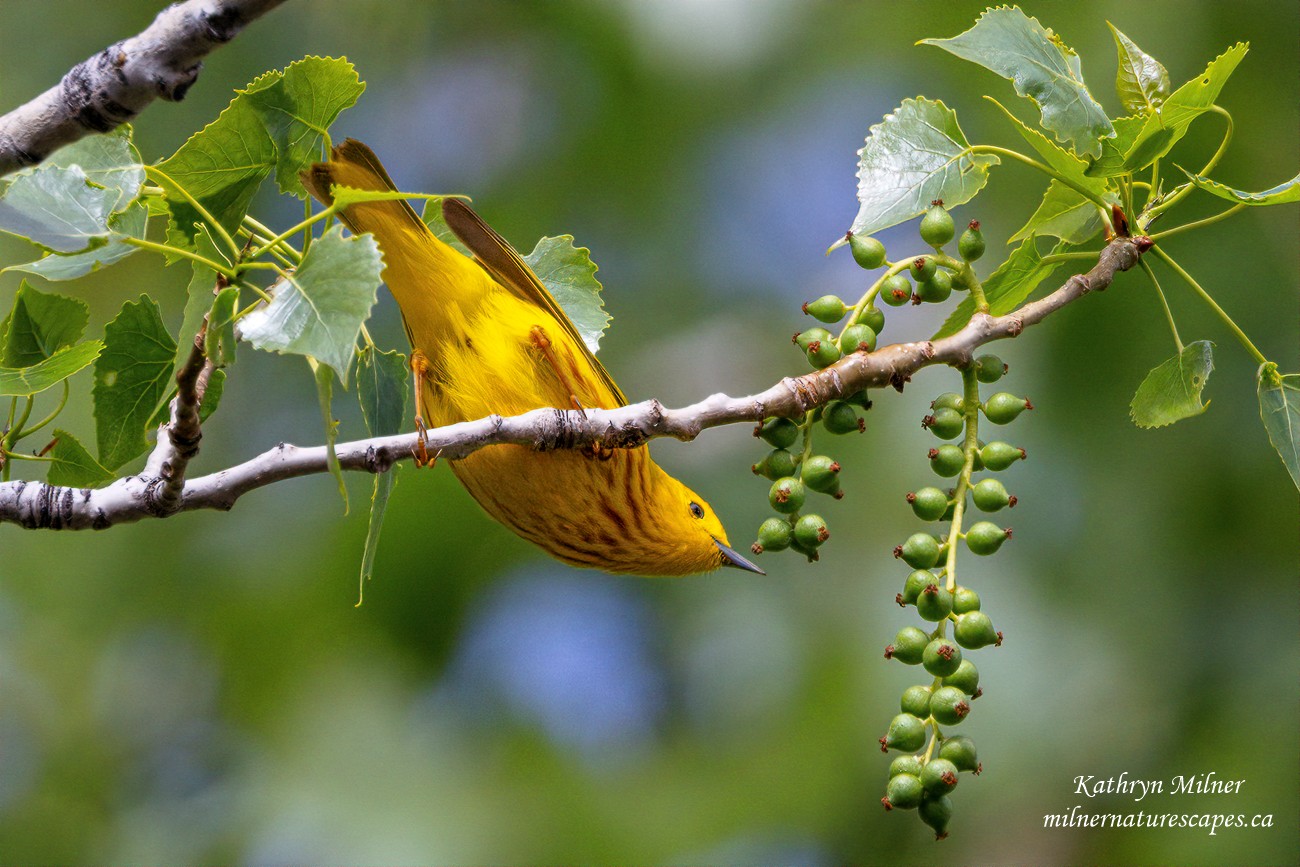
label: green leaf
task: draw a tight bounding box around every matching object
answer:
[1257,366,1300,490]
[1108,23,1170,114]
[93,296,178,470]
[835,97,999,247]
[243,56,365,197]
[934,237,1067,338]
[984,97,1099,191]
[1130,340,1214,428]
[312,358,348,511]
[239,225,381,382]
[1086,43,1248,178]
[420,198,473,257]
[47,428,114,488]
[45,125,145,213]
[199,368,225,423]
[354,345,410,601]
[1011,181,1115,246]
[0,281,89,368]
[155,88,277,251]
[0,340,102,397]
[0,163,116,252]
[4,201,147,281]
[205,287,239,367]
[921,7,1113,158]
[1181,169,1300,206]
[523,235,610,353]
[175,259,219,380]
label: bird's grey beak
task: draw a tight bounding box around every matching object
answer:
[713,537,765,575]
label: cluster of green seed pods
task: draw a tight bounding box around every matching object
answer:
[879,359,1033,839]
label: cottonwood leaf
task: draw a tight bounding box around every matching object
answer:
[47,428,114,488]
[1257,366,1300,490]
[1109,24,1170,113]
[354,345,409,602]
[155,88,276,251]
[834,97,998,248]
[921,7,1113,158]
[239,225,381,382]
[0,341,102,397]
[984,97,1106,194]
[45,125,144,213]
[243,56,365,197]
[0,164,116,252]
[5,202,147,281]
[524,235,609,354]
[1011,181,1114,246]
[934,238,1067,338]
[93,296,178,470]
[1180,169,1300,206]
[0,281,88,368]
[1087,43,1248,178]
[205,287,239,367]
[1130,340,1214,428]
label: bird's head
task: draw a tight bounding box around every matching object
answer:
[631,472,764,577]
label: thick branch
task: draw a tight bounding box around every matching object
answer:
[0,238,1142,530]
[0,0,286,175]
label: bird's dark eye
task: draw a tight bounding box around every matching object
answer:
[689,502,705,519]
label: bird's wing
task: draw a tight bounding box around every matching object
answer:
[441,198,627,407]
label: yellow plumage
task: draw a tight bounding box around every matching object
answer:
[304,140,759,576]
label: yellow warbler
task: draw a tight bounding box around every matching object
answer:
[303,140,760,576]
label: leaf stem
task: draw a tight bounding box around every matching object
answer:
[1138,259,1182,352]
[944,366,981,595]
[122,237,235,277]
[1148,204,1246,242]
[144,165,241,261]
[1145,105,1234,224]
[242,216,303,263]
[15,380,69,439]
[968,145,1109,209]
[5,396,34,450]
[1151,246,1267,365]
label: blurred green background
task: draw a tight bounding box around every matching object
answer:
[0,1,1296,864]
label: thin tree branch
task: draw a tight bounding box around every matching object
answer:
[141,324,214,513]
[0,0,287,175]
[0,237,1143,531]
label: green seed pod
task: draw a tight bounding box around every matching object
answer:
[803,294,847,323]
[794,327,833,351]
[790,536,820,562]
[965,522,1010,556]
[919,793,953,839]
[915,269,953,304]
[755,517,792,552]
[897,533,941,569]
[805,338,842,369]
[929,687,971,726]
[793,514,830,549]
[801,455,842,495]
[839,323,878,354]
[901,570,937,605]
[849,233,887,270]
[845,389,873,410]
[909,256,937,283]
[768,477,806,514]
[942,659,980,697]
[920,758,960,795]
[972,478,1013,511]
[951,586,981,614]
[855,306,886,333]
[922,637,962,678]
[983,392,1033,424]
[886,773,924,810]
[925,407,964,440]
[928,444,966,478]
[920,202,956,247]
[884,713,927,752]
[900,684,933,718]
[939,735,979,772]
[752,448,797,480]
[887,626,929,665]
[958,219,985,262]
[954,610,1000,649]
[916,583,954,622]
[931,392,964,413]
[980,441,1026,471]
[908,487,949,522]
[822,401,862,435]
[880,274,912,307]
[890,755,924,778]
[757,417,800,449]
[974,354,1007,383]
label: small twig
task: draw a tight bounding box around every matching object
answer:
[0,238,1143,531]
[0,0,287,175]
[142,324,213,513]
